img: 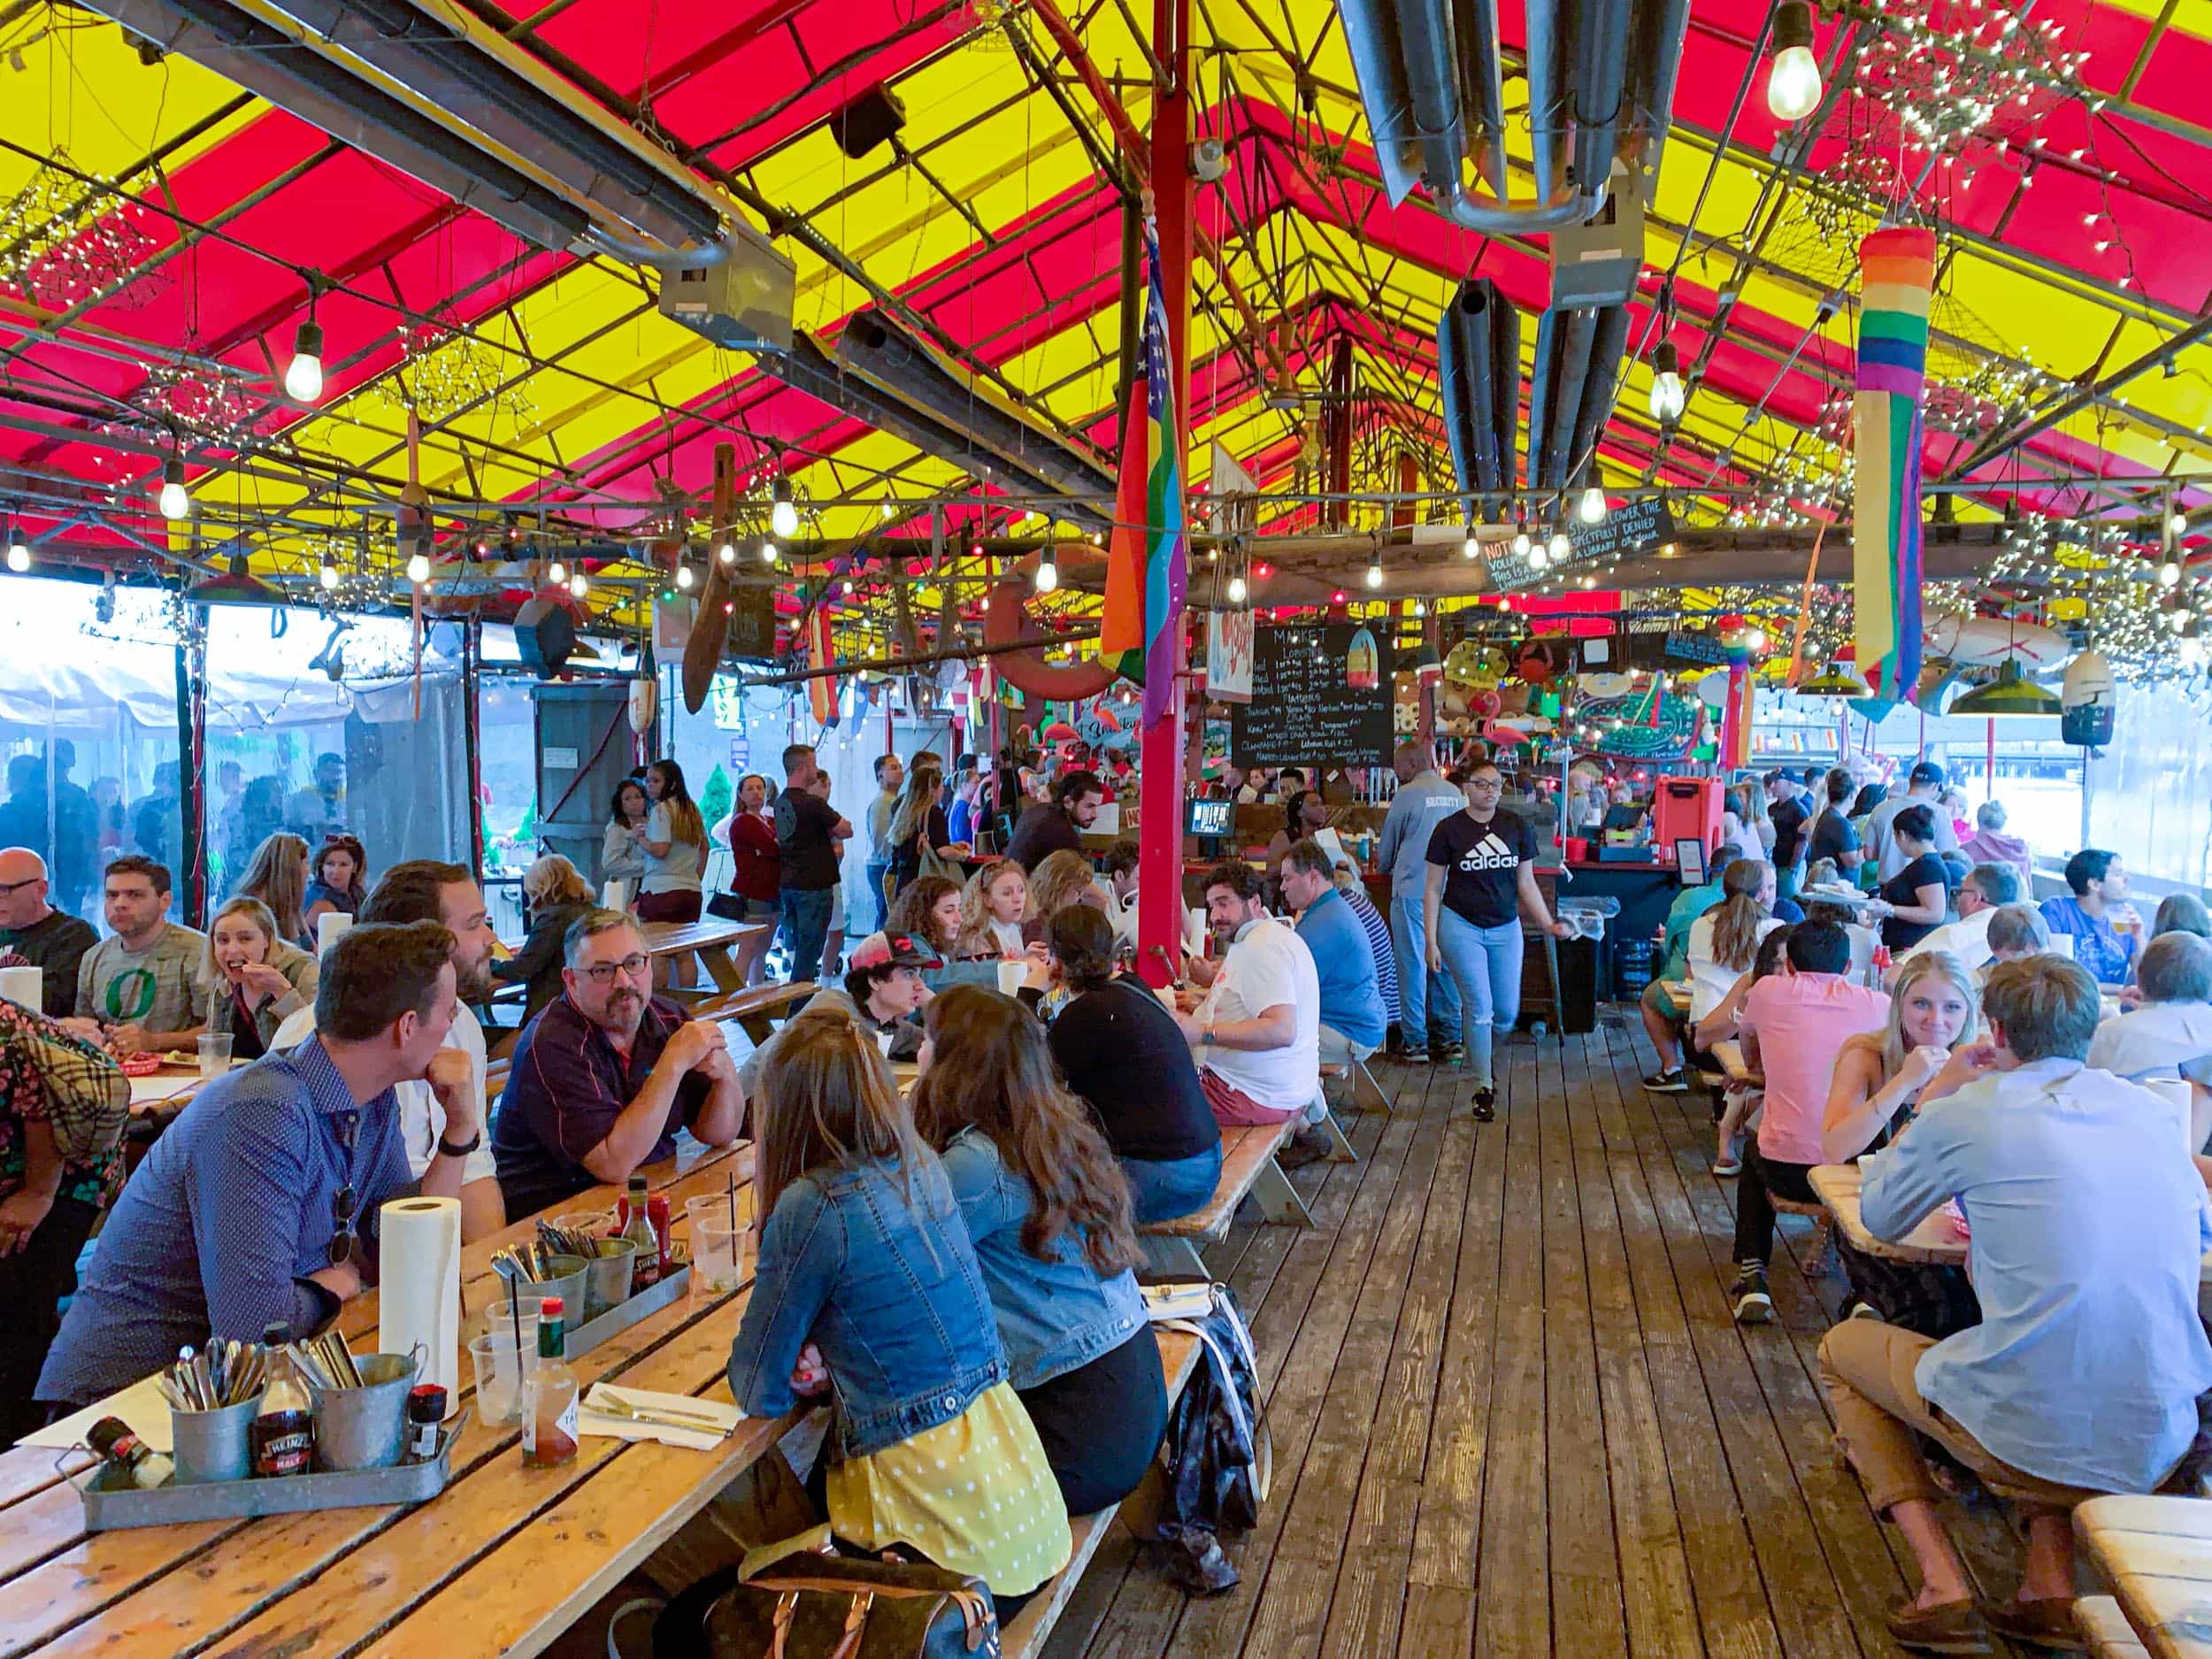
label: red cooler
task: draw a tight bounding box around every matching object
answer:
[1652,776,1724,854]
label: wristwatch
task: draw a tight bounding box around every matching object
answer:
[436,1129,482,1158]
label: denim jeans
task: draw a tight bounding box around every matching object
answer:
[863,859,891,933]
[1118,1143,1223,1226]
[778,886,835,987]
[1390,893,1461,1050]
[1433,908,1524,1090]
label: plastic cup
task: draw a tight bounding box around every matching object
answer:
[995,960,1025,996]
[196,1032,234,1079]
[469,1331,538,1426]
[686,1194,749,1294]
[549,1210,611,1243]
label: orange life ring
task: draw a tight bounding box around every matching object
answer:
[981,572,1114,701]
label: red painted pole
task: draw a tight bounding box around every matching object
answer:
[1137,0,1191,988]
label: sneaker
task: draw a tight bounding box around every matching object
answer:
[1848,1299,1885,1323]
[1730,1264,1773,1324]
[1433,1041,1464,1064]
[1981,1597,2080,1654]
[1400,1048,1432,1064]
[1711,1156,1742,1177]
[1470,1087,1496,1123]
[1885,1597,1990,1655]
[1643,1067,1689,1093]
[1278,1127,1336,1169]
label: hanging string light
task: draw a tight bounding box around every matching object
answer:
[4,517,27,574]
[1578,487,1608,525]
[284,278,326,403]
[771,478,800,540]
[1648,341,1686,422]
[1766,0,1823,120]
[157,456,189,521]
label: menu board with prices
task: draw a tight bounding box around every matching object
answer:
[1230,623,1396,767]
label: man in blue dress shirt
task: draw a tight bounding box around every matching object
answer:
[36,922,483,1411]
[1279,838,1385,1072]
[1817,954,2212,1654]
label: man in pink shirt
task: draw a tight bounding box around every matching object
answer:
[1731,919,1891,1323]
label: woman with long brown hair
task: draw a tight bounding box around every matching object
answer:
[303,833,368,934]
[910,985,1168,1517]
[233,831,311,949]
[727,1006,1071,1617]
[1686,858,1782,1030]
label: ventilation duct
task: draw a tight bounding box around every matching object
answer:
[78,0,733,263]
[834,310,1118,508]
[1340,0,1692,232]
[757,334,1113,533]
[1434,278,1521,521]
[1526,303,1631,492]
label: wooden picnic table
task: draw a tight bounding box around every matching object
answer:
[2077,1494,2212,1659]
[640,918,769,996]
[0,1136,780,1659]
[1712,1041,1755,1084]
[1806,1163,1970,1265]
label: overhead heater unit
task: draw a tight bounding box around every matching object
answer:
[1340,0,1692,232]
[656,220,798,354]
[1527,302,1632,493]
[81,0,734,263]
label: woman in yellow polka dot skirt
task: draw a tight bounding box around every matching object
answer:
[727,1006,1071,1617]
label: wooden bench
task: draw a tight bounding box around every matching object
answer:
[2078,1494,2212,1659]
[1768,1193,1834,1276]
[1000,1326,1203,1658]
[1137,1118,1310,1275]
[2078,1594,2154,1659]
[693,979,819,1043]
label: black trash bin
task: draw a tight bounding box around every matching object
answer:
[1554,934,1599,1034]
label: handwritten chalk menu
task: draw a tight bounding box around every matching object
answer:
[1231,624,1396,767]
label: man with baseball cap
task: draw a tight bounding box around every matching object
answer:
[1863,760,1962,884]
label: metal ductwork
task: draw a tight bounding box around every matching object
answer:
[833,309,1118,510]
[78,0,734,263]
[1340,0,1692,232]
[1526,303,1630,492]
[760,334,1113,533]
[1434,277,1521,521]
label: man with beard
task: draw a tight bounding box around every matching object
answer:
[492,910,744,1221]
[273,860,506,1240]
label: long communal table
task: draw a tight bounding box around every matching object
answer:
[2078,1495,2212,1659]
[0,1136,788,1659]
[639,919,770,997]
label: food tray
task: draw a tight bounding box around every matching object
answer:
[563,1263,694,1361]
[77,1436,453,1530]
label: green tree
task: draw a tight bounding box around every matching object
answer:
[700,764,733,832]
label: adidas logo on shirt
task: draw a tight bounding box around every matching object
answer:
[1457,833,1521,872]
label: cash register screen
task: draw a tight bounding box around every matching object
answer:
[1187,797,1234,837]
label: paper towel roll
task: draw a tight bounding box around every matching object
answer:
[316,911,352,956]
[378,1195,461,1402]
[0,964,39,1010]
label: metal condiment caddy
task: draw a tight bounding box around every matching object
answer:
[561,1262,695,1360]
[73,1417,462,1531]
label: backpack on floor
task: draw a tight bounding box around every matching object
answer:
[1150,1282,1271,1590]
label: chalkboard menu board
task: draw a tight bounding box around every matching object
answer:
[1230,623,1395,767]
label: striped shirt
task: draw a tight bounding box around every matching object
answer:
[38,1037,408,1408]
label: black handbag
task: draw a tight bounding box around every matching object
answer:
[706,890,749,922]
[652,1528,999,1659]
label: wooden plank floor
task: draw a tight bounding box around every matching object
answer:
[1044,1013,2034,1659]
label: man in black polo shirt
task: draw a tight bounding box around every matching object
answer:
[1005,769,1104,871]
[772,743,849,987]
[491,910,745,1220]
[1766,770,1812,902]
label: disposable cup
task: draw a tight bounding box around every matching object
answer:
[995,960,1025,996]
[469,1331,539,1426]
[692,1221,748,1294]
[196,1032,234,1079]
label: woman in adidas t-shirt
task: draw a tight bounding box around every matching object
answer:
[1422,762,1574,1121]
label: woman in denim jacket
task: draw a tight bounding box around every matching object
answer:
[910,985,1170,1517]
[726,1006,1071,1611]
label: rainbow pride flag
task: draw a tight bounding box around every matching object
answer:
[1853,226,1934,703]
[1096,217,1187,726]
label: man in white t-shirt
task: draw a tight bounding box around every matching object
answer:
[274,859,504,1241]
[1896,861,2018,979]
[1174,861,1321,1148]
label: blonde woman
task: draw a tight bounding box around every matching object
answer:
[954,858,1033,959]
[489,854,596,1019]
[234,832,311,949]
[200,896,318,1060]
[1820,949,1985,1334]
[1023,849,1106,942]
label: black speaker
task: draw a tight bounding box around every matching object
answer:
[833,87,906,157]
[513,595,577,678]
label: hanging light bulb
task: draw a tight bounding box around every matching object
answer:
[1512,528,1532,557]
[2160,559,2182,587]
[570,572,589,598]
[1578,486,1607,525]
[676,563,695,591]
[4,520,27,574]
[1548,528,1572,560]
[1035,545,1060,593]
[716,540,736,566]
[406,550,431,585]
[770,478,799,540]
[760,539,779,565]
[2168,510,2188,538]
[1528,541,1549,570]
[1648,340,1686,422]
[284,300,325,403]
[1767,0,1823,121]
[879,500,895,519]
[319,553,339,591]
[158,457,189,521]
[1226,572,1248,603]
[1365,549,1384,588]
[547,558,567,586]
[1463,534,1480,560]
